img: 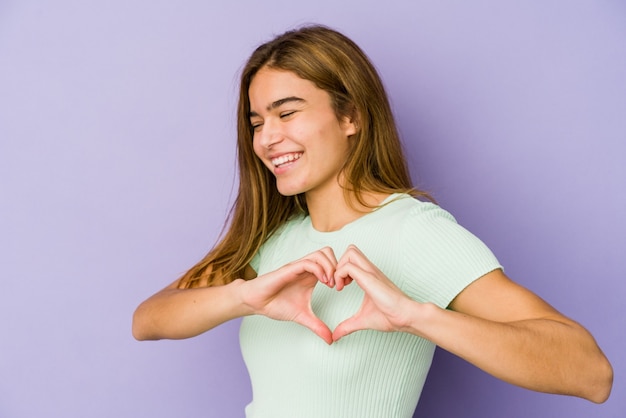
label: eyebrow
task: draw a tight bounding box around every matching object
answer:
[249,96,305,118]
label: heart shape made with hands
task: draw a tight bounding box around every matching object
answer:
[264,245,411,345]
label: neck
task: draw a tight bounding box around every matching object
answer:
[305,186,389,232]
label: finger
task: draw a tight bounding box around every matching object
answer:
[335,275,353,291]
[333,246,362,290]
[300,248,338,286]
[285,258,331,284]
[297,312,333,345]
[332,315,364,342]
[337,244,374,273]
[334,246,371,290]
[318,246,338,265]
[334,261,372,292]
[304,247,337,267]
[338,246,403,292]
[335,261,395,298]
[333,268,351,292]
[318,246,338,287]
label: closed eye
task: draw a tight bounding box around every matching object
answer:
[280,111,296,119]
[250,120,263,132]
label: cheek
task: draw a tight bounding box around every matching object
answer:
[251,138,263,159]
[251,139,274,172]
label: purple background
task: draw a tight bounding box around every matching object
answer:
[1,1,624,417]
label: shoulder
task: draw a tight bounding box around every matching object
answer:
[393,197,502,307]
[396,197,488,256]
[378,194,458,230]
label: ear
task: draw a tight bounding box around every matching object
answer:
[340,109,359,137]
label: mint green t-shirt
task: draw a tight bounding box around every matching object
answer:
[240,194,501,418]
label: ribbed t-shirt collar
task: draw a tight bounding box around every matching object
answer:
[305,193,408,242]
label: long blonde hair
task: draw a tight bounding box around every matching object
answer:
[178,25,430,288]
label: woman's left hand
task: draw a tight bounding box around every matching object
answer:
[331,246,613,403]
[332,245,416,341]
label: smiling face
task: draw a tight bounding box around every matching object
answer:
[249,67,357,200]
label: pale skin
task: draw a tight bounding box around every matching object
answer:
[133,68,613,403]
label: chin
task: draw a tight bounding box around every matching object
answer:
[275,183,306,197]
[276,188,301,197]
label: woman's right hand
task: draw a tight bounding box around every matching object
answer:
[133,247,339,342]
[239,247,338,344]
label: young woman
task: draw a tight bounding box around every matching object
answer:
[133,25,612,417]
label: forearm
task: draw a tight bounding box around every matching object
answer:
[132,279,250,341]
[405,302,613,402]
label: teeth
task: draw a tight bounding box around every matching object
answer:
[272,153,302,167]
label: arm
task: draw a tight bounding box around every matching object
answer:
[332,245,613,403]
[420,270,612,402]
[132,247,338,343]
[132,272,252,341]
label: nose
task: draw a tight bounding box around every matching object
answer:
[256,118,284,149]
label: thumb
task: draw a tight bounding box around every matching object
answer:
[297,312,333,345]
[332,315,364,342]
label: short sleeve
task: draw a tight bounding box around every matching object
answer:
[249,250,261,274]
[400,203,502,308]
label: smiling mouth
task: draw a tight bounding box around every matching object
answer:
[271,153,302,168]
